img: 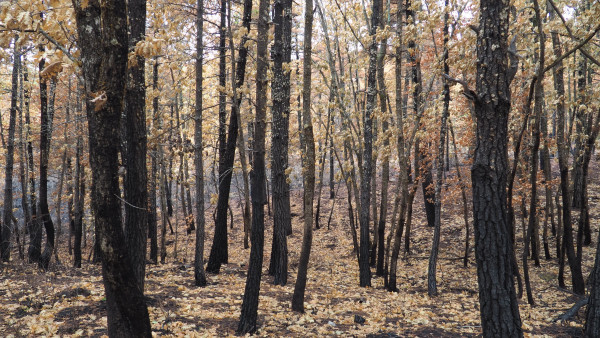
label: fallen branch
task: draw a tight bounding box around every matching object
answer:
[553,298,588,322]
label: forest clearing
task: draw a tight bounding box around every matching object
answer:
[1,0,600,336]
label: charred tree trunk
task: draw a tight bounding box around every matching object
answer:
[39,76,56,271]
[124,0,148,290]
[471,0,523,335]
[268,0,293,286]
[193,0,208,287]
[292,0,316,312]
[427,0,450,296]
[1,40,19,262]
[72,0,151,334]
[237,0,267,332]
[358,0,380,288]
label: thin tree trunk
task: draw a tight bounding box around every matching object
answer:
[193,0,208,287]
[1,40,20,262]
[427,0,450,296]
[358,0,380,288]
[292,0,316,312]
[237,0,267,332]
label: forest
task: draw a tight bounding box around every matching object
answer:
[0,0,600,336]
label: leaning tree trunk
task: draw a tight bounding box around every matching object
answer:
[72,0,151,335]
[206,0,230,274]
[471,0,523,335]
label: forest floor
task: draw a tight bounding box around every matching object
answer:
[1,164,599,337]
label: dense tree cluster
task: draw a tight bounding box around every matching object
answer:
[0,0,600,335]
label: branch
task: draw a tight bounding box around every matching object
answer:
[442,73,476,101]
[543,21,600,73]
[547,0,600,68]
[553,298,588,322]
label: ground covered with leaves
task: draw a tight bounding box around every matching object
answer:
[0,180,597,337]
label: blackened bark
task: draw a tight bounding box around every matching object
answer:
[358,0,380,288]
[472,0,523,335]
[39,77,56,271]
[73,124,84,268]
[291,0,315,313]
[268,0,293,286]
[206,0,229,273]
[237,0,267,332]
[207,0,253,274]
[549,8,585,295]
[124,0,149,290]
[72,0,151,335]
[26,64,40,264]
[427,0,450,296]
[375,13,389,276]
[585,230,600,336]
[1,41,19,262]
[194,0,208,287]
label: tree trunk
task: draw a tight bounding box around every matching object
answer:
[427,0,450,296]
[268,0,293,286]
[124,0,148,290]
[207,0,253,274]
[237,0,267,332]
[358,0,380,288]
[1,40,19,262]
[39,76,56,271]
[472,0,523,335]
[292,0,315,312]
[72,0,151,335]
[549,7,585,295]
[193,0,208,287]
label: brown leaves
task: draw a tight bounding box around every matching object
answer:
[39,61,63,80]
[90,91,107,112]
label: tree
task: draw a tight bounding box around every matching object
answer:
[358,0,380,288]
[71,0,151,335]
[206,0,230,274]
[124,0,149,290]
[291,0,315,312]
[194,0,208,288]
[1,39,19,262]
[471,0,523,335]
[427,0,450,297]
[237,0,268,332]
[269,0,293,286]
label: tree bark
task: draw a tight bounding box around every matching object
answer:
[427,0,450,296]
[292,0,315,312]
[1,40,19,262]
[268,0,293,286]
[358,0,380,288]
[472,0,523,335]
[72,0,152,334]
[237,0,267,332]
[124,0,149,290]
